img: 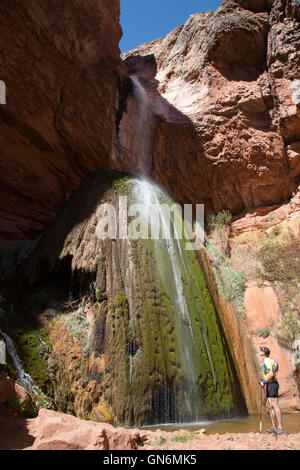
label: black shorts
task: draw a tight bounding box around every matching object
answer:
[266,382,279,398]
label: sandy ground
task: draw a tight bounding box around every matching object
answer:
[139,428,300,450]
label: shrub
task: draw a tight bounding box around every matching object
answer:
[275,311,300,345]
[209,210,232,232]
[206,237,246,318]
[208,211,232,257]
[257,239,300,283]
[6,396,38,418]
[257,328,270,339]
[38,397,55,410]
[170,431,197,443]
[268,214,276,222]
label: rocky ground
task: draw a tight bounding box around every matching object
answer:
[0,404,299,450]
[139,428,300,451]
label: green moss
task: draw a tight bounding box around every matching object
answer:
[102,185,243,424]
[6,396,38,418]
[12,328,52,395]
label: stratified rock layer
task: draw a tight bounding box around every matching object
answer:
[1,0,300,241]
[0,0,125,241]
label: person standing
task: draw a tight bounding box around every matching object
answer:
[259,346,286,435]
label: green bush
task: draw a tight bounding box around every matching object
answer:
[6,396,38,418]
[209,210,232,232]
[275,311,300,345]
[206,234,246,318]
[38,397,55,410]
[213,261,246,318]
[257,328,270,339]
[257,240,300,283]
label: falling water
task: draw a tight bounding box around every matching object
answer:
[0,294,42,397]
[120,76,232,423]
[130,75,153,175]
[131,178,220,422]
[133,181,196,378]
[0,328,40,395]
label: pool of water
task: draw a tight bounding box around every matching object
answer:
[141,413,300,435]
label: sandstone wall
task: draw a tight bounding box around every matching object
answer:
[121,0,300,218]
[1,0,299,241]
[0,0,125,241]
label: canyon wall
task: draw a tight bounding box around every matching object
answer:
[0,0,299,425]
[0,0,125,241]
[121,0,300,218]
[1,0,299,241]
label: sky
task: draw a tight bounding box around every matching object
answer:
[120,0,222,53]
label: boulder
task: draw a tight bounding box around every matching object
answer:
[0,378,32,406]
[30,408,146,450]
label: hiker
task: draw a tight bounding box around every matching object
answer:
[259,346,286,435]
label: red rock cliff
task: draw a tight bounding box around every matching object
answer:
[1,0,299,241]
[0,0,125,241]
[121,0,300,217]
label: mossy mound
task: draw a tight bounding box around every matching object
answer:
[12,328,53,396]
[91,177,246,425]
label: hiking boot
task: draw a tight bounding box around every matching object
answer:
[266,428,277,435]
[276,428,287,435]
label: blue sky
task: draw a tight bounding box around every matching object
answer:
[120,0,222,53]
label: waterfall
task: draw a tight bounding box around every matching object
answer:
[129,75,152,175]
[128,76,210,394]
[0,294,42,397]
[114,76,243,424]
[130,178,219,422]
[117,74,154,176]
[0,328,40,395]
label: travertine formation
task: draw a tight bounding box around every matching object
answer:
[21,171,246,425]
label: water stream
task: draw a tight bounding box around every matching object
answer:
[117,76,246,424]
[0,294,42,397]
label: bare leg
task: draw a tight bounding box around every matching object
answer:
[273,398,283,429]
[267,398,277,429]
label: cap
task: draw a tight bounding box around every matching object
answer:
[260,346,270,356]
